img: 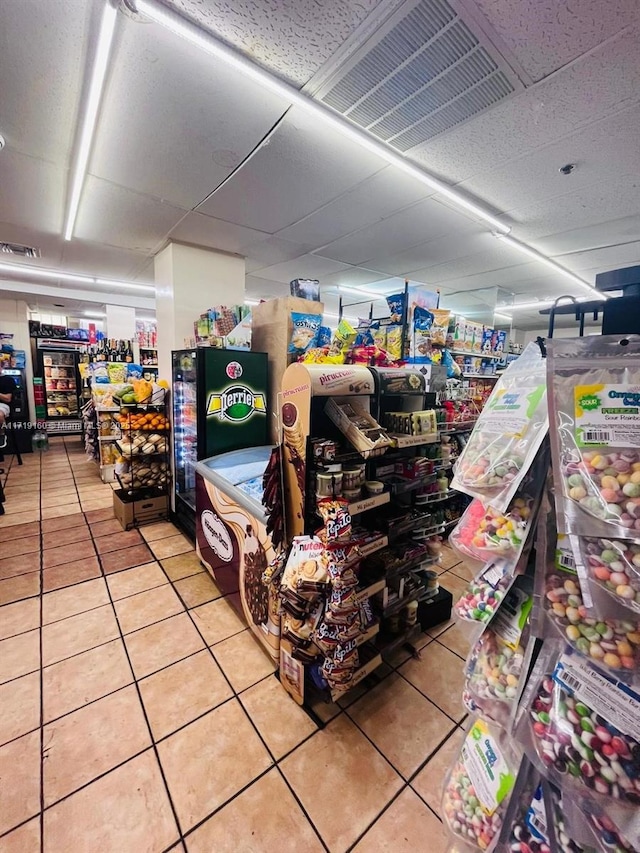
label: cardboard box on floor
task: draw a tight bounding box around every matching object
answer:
[113,489,169,530]
[251,296,324,444]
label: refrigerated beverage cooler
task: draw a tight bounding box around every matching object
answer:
[195,448,279,661]
[171,349,269,538]
[34,341,84,435]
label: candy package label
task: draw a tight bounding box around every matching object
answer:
[525,784,548,843]
[479,559,509,589]
[491,587,532,650]
[461,719,515,816]
[553,651,640,741]
[575,384,640,449]
[481,384,546,437]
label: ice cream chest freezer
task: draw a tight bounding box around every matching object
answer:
[195,447,279,661]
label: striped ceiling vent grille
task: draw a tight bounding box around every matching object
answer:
[320,0,515,150]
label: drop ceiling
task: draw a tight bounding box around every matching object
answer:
[0,0,637,331]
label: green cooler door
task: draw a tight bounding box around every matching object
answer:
[202,351,268,457]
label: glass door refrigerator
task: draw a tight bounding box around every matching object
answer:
[171,349,269,538]
[35,341,83,435]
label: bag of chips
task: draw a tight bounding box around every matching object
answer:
[288,313,321,355]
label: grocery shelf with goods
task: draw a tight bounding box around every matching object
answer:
[272,362,457,712]
[112,401,171,530]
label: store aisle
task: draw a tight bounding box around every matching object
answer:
[0,439,472,853]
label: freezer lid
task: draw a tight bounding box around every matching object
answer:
[195,445,273,519]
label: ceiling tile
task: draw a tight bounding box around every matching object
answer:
[168,212,269,255]
[165,0,387,86]
[196,107,386,231]
[0,149,65,234]
[471,0,639,82]
[245,276,290,299]
[276,166,434,247]
[558,241,640,275]
[506,173,640,240]
[91,13,291,210]
[0,222,64,269]
[317,268,391,289]
[0,0,93,166]
[60,241,149,280]
[532,214,640,255]
[74,176,187,253]
[409,26,640,184]
[367,229,491,275]
[252,254,350,283]
[315,197,479,265]
[458,107,640,216]
[242,237,312,272]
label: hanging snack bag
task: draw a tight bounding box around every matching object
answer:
[288,312,321,355]
[387,292,406,324]
[431,308,451,347]
[442,718,518,852]
[451,342,548,513]
[327,318,357,362]
[411,306,434,362]
[572,535,640,616]
[386,325,403,362]
[497,759,551,853]
[454,573,515,624]
[317,325,332,347]
[548,334,640,537]
[521,642,640,808]
[464,580,533,727]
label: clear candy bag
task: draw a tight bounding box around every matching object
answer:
[548,334,640,538]
[442,717,519,852]
[496,758,551,853]
[451,342,548,513]
[571,534,640,616]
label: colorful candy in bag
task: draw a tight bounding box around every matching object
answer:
[548,334,640,538]
[442,718,518,851]
[524,646,640,807]
[455,572,514,624]
[464,581,532,726]
[499,759,552,853]
[572,535,640,616]
[451,342,548,513]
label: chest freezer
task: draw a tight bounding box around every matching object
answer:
[195,446,279,660]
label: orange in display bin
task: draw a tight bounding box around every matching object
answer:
[112,489,169,530]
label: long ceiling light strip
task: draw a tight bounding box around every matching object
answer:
[63,1,118,241]
[0,261,155,293]
[134,0,510,235]
[494,233,604,301]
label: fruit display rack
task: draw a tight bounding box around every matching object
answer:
[112,403,171,527]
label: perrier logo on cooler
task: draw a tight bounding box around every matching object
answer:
[206,384,267,423]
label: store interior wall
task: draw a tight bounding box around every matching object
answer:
[0,297,35,419]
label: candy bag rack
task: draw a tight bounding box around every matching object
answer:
[434,290,640,853]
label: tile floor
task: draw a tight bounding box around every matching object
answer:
[0,438,473,853]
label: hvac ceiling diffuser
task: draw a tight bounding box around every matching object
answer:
[320,0,516,150]
[0,241,41,258]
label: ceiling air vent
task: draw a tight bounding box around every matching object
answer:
[0,242,41,258]
[318,0,518,150]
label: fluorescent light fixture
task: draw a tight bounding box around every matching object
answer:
[95,278,155,293]
[498,300,556,313]
[134,0,511,235]
[0,261,94,284]
[64,1,118,241]
[494,234,604,300]
[245,299,261,306]
[0,260,155,292]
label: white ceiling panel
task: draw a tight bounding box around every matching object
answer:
[245,276,290,299]
[532,215,640,256]
[458,107,640,216]
[276,166,434,247]
[368,229,491,275]
[196,107,387,231]
[60,240,150,280]
[252,254,351,283]
[505,173,640,241]
[558,242,640,275]
[74,176,187,253]
[0,0,94,166]
[168,212,269,256]
[0,149,65,234]
[242,237,313,272]
[165,0,388,86]
[91,14,291,210]
[409,26,640,184]
[315,197,480,266]
[316,268,391,290]
[0,222,64,269]
[471,0,639,83]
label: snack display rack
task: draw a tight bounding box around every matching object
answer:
[112,401,171,529]
[272,363,466,711]
[435,308,640,853]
